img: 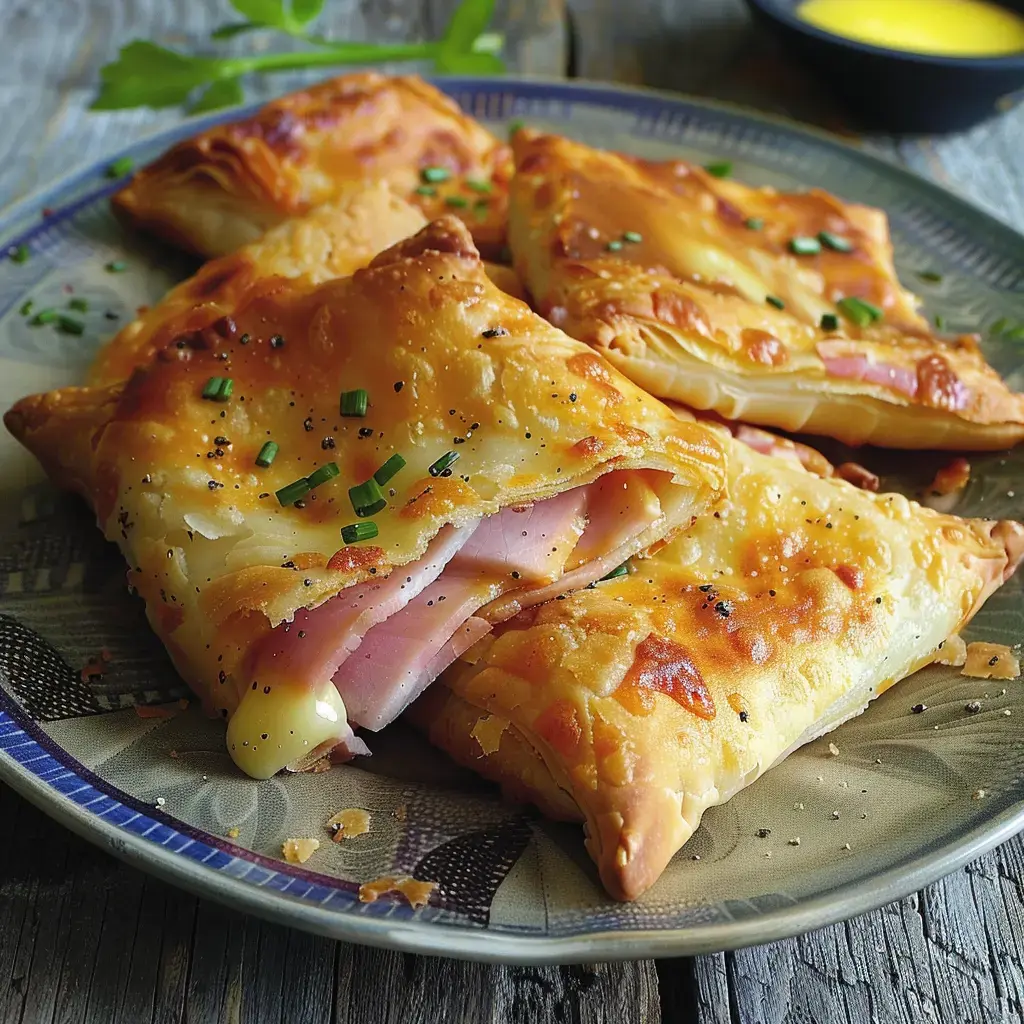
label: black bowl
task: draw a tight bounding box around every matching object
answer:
[742,0,1024,133]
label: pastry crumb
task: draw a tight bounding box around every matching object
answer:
[962,642,1020,680]
[935,634,967,667]
[828,742,840,756]
[471,714,509,755]
[927,457,971,498]
[972,789,988,800]
[326,808,371,841]
[788,837,801,846]
[282,837,320,864]
[394,803,407,822]
[226,826,240,839]
[358,875,436,909]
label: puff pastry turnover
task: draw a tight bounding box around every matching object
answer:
[91,184,427,386]
[415,426,1024,899]
[5,218,726,780]
[508,131,1024,450]
[113,73,511,260]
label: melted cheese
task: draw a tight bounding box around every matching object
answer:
[798,0,1024,57]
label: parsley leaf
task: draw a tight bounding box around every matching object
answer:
[189,77,246,113]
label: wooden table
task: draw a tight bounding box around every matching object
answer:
[2,2,1022,1021]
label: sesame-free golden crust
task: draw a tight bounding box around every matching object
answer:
[6,217,725,730]
[508,131,1024,449]
[434,431,1024,900]
[91,184,428,386]
[113,73,511,259]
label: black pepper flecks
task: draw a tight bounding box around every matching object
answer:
[714,600,732,618]
[756,828,772,839]
[322,436,335,450]
[358,427,373,438]
[270,334,285,348]
[739,710,749,722]
[303,417,314,432]
[394,381,405,393]
[965,700,982,714]
[482,327,508,338]
[911,703,927,714]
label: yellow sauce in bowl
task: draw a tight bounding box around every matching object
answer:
[797,0,1024,57]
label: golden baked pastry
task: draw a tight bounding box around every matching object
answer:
[416,425,1024,899]
[6,218,726,780]
[113,73,511,260]
[508,131,1024,449]
[91,184,427,386]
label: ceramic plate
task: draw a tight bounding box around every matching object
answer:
[0,78,1021,964]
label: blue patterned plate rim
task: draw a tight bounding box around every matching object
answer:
[0,75,1022,963]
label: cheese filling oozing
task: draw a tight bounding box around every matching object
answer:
[227,469,684,777]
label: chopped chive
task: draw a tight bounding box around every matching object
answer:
[68,297,88,313]
[428,451,460,477]
[1009,325,1024,341]
[276,478,311,506]
[818,231,854,253]
[106,157,134,178]
[991,317,1010,334]
[622,230,643,243]
[745,217,764,230]
[9,244,29,264]
[307,462,340,489]
[837,296,883,327]
[508,118,525,137]
[466,179,493,193]
[421,166,451,184]
[30,308,58,326]
[341,521,379,545]
[600,562,630,582]
[202,377,233,401]
[349,478,387,518]
[444,195,469,209]
[340,388,368,417]
[606,239,624,252]
[19,300,33,317]
[934,314,946,330]
[789,236,822,256]
[255,441,279,468]
[373,453,407,486]
[820,313,839,331]
[57,315,84,335]
[474,199,490,217]
[105,260,127,273]
[918,270,943,283]
[704,161,733,178]
[414,185,437,196]
[766,295,786,310]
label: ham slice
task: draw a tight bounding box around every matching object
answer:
[243,522,478,692]
[816,342,917,399]
[248,469,677,749]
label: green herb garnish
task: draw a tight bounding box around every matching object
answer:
[606,239,624,252]
[9,244,29,264]
[373,454,407,486]
[789,236,821,256]
[918,270,943,283]
[622,230,643,244]
[30,308,58,326]
[934,314,946,330]
[766,295,786,310]
[414,185,437,197]
[600,562,630,582]
[106,157,135,178]
[91,1,505,113]
[255,441,279,468]
[466,179,492,193]
[349,478,387,518]
[820,313,839,331]
[68,297,89,313]
[341,521,379,545]
[444,195,469,209]
[307,462,340,489]
[704,161,733,178]
[57,315,85,336]
[421,166,452,184]
[837,296,883,327]
[744,217,764,231]
[276,478,311,507]
[19,300,33,317]
[818,231,853,253]
[340,389,368,417]
[428,451,460,477]
[202,376,233,401]
[105,260,127,273]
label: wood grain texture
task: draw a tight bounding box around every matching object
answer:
[3,2,1024,1024]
